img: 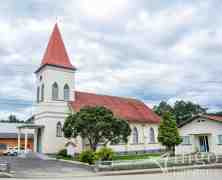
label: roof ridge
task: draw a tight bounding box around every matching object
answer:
[75,91,142,102]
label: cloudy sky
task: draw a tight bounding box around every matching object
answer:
[0,0,222,120]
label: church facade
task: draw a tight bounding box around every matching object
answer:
[21,24,162,154]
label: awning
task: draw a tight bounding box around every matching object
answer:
[17,124,45,129]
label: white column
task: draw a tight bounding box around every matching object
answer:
[34,129,38,153]
[25,130,28,153]
[17,128,21,153]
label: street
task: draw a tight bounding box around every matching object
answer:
[0,156,93,178]
[81,169,222,180]
[3,169,221,180]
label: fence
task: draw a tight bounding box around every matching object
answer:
[95,153,222,171]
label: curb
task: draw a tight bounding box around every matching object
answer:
[96,163,222,176]
[50,158,95,171]
[0,172,14,178]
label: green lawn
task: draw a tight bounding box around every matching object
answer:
[57,153,161,162]
[112,153,161,161]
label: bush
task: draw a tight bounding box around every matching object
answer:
[57,149,67,157]
[79,150,96,164]
[96,147,114,161]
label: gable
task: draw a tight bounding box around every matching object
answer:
[179,116,222,135]
[179,115,222,128]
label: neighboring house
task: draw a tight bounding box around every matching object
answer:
[0,123,33,150]
[19,23,162,154]
[175,115,222,155]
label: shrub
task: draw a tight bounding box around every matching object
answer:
[96,147,114,161]
[79,150,96,164]
[57,149,67,157]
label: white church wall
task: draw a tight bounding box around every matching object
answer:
[35,115,67,154]
[36,66,75,103]
[109,123,162,153]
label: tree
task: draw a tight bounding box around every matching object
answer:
[8,114,20,123]
[63,106,131,151]
[208,111,222,116]
[173,100,207,125]
[153,101,174,116]
[153,100,207,125]
[158,112,182,155]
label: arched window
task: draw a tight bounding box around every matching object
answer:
[56,121,62,137]
[41,84,44,102]
[132,127,139,144]
[149,127,155,143]
[37,86,40,103]
[64,84,70,101]
[52,82,59,100]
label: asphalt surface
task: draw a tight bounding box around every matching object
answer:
[0,156,221,179]
[0,156,93,178]
[85,169,222,180]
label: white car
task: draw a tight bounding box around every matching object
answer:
[7,147,17,156]
[13,147,26,155]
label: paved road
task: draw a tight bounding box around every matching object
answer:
[82,169,222,180]
[0,156,93,178]
[2,169,222,179]
[1,156,222,179]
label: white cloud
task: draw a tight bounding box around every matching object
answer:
[76,0,130,21]
[0,0,222,120]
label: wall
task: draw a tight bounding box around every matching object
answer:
[0,138,33,150]
[104,123,162,153]
[175,117,222,155]
[34,65,77,154]
[36,65,75,103]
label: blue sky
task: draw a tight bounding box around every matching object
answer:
[0,0,222,120]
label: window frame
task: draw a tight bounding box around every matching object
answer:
[56,121,63,137]
[149,127,156,144]
[52,82,59,100]
[63,84,70,101]
[41,84,44,102]
[132,127,139,144]
[218,135,222,145]
[37,86,40,103]
[181,136,191,145]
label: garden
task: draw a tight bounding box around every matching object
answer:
[56,147,161,165]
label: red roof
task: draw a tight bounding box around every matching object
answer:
[37,23,75,72]
[69,91,160,123]
[204,115,222,122]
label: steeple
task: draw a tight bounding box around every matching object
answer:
[35,23,76,73]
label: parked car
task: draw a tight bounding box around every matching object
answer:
[13,147,26,155]
[7,147,17,156]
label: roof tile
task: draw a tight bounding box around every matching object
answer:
[69,91,160,123]
[39,23,75,70]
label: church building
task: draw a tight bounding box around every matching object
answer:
[18,24,162,154]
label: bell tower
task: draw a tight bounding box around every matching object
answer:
[35,23,76,108]
[33,23,77,154]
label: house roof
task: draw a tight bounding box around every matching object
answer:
[204,115,222,122]
[69,91,161,123]
[0,133,33,139]
[0,123,26,133]
[178,115,222,127]
[0,123,34,139]
[36,23,76,73]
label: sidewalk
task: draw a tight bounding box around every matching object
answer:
[96,163,222,176]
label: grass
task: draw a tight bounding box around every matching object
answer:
[56,155,79,161]
[112,153,161,161]
[57,153,161,162]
